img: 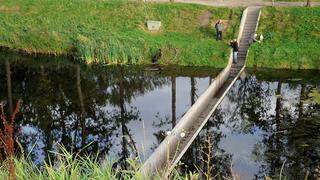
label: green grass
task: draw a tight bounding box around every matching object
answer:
[247,7,320,69]
[0,0,242,67]
[0,145,198,180]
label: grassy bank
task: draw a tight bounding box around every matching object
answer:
[247,7,320,69]
[0,0,242,67]
[0,148,198,180]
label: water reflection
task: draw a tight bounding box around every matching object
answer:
[1,53,319,179]
[0,54,218,166]
[179,69,320,179]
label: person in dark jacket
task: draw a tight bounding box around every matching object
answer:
[230,39,238,64]
[215,20,223,41]
[152,49,162,63]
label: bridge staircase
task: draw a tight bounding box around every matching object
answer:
[140,6,262,177]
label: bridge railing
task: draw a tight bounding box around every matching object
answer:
[140,7,250,177]
[238,8,248,43]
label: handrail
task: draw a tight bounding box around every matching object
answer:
[139,7,251,177]
[237,8,248,43]
[255,8,262,32]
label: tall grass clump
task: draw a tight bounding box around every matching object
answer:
[247,7,320,69]
[74,34,144,64]
[0,0,242,67]
[0,144,199,180]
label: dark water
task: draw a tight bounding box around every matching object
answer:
[1,54,320,179]
[0,54,218,165]
[179,69,320,179]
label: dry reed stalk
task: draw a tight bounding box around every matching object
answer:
[0,100,22,180]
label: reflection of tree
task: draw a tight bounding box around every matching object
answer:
[178,106,232,178]
[175,77,232,178]
[248,81,320,179]
[226,76,272,134]
[5,59,13,114]
[0,57,169,166]
[150,75,234,178]
[152,75,177,148]
[171,76,176,128]
[178,71,319,179]
[76,64,87,148]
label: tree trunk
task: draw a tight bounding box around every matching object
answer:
[191,77,200,163]
[191,77,196,105]
[5,60,13,114]
[209,76,213,85]
[76,65,86,147]
[272,82,282,174]
[119,71,130,168]
[275,82,282,127]
[171,76,176,128]
[298,84,305,121]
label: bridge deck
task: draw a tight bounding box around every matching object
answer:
[140,6,262,177]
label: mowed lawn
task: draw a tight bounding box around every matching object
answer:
[247,7,320,69]
[0,0,243,67]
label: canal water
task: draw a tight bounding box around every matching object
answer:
[180,69,320,179]
[0,54,319,179]
[0,54,218,164]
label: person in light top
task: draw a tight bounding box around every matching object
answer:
[249,33,264,44]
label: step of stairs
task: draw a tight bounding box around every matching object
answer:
[231,7,261,77]
[139,7,261,178]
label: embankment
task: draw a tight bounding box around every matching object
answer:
[247,7,320,69]
[0,0,242,67]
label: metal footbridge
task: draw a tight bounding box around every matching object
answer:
[140,6,262,177]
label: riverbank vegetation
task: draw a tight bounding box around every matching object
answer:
[0,0,242,67]
[0,99,198,180]
[247,7,320,69]
[0,151,199,180]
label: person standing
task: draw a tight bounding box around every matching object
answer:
[215,20,223,41]
[230,39,238,64]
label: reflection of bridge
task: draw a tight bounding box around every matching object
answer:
[140,6,261,176]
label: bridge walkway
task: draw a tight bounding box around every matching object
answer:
[140,6,262,177]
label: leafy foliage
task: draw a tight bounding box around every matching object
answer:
[305,88,320,104]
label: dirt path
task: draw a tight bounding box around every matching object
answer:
[147,0,320,7]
